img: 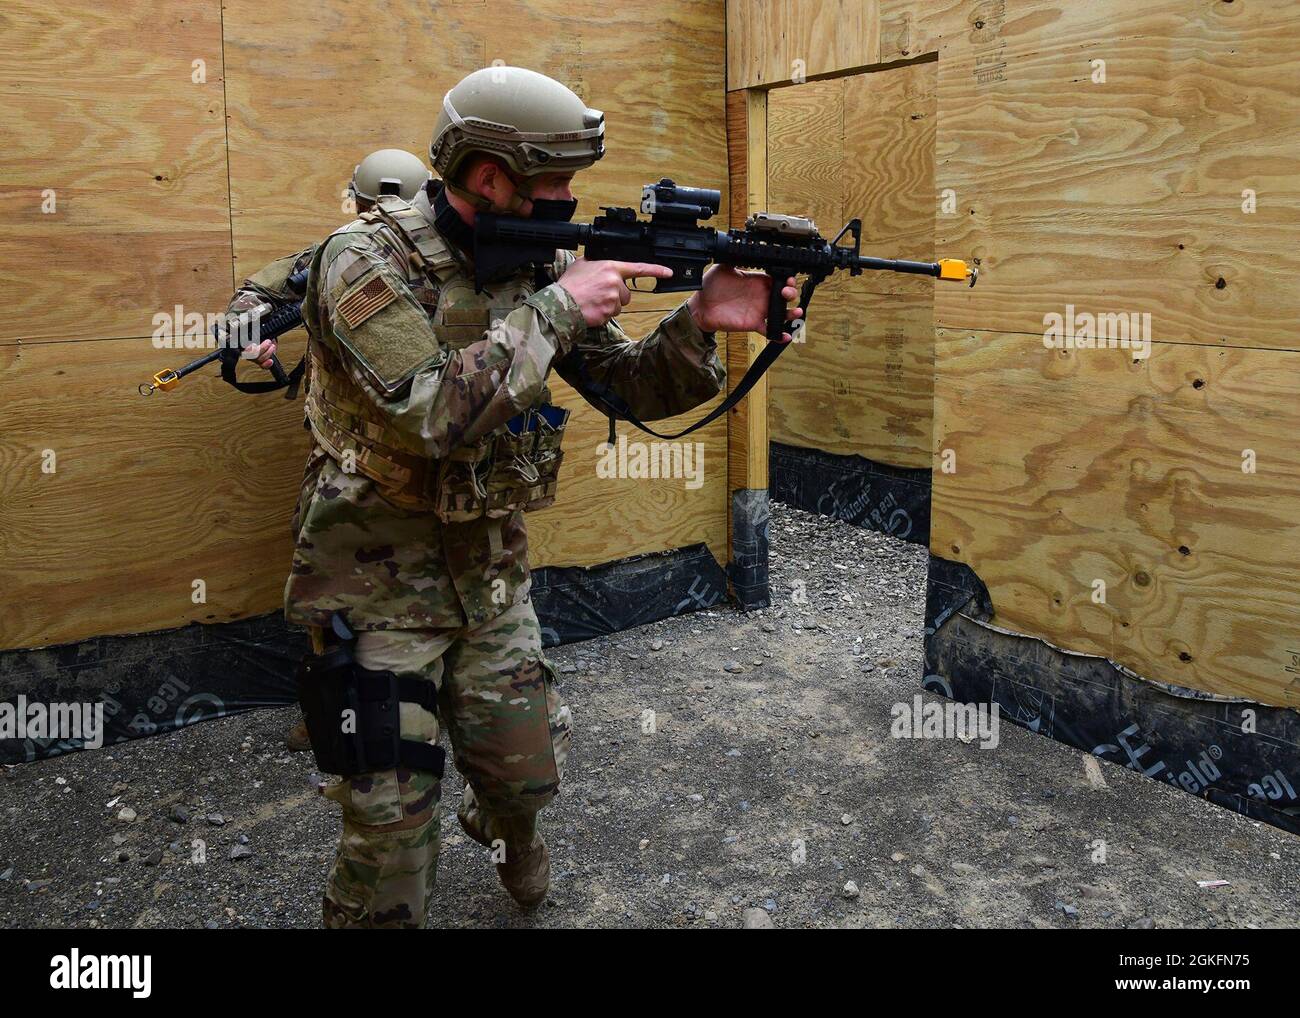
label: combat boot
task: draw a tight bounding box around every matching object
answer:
[457,788,550,907]
[497,834,550,909]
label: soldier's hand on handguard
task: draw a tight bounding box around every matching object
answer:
[241,339,279,370]
[687,266,803,342]
[558,258,675,328]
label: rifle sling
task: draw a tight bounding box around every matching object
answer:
[218,300,309,397]
[220,353,306,397]
[563,336,789,444]
[565,273,816,444]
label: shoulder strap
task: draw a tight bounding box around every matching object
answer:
[370,195,459,288]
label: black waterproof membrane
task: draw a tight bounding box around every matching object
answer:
[925,555,1300,836]
[770,442,931,545]
[1,545,729,763]
[529,543,728,647]
[728,488,771,610]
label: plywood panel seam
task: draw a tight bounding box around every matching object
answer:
[216,2,238,294]
[723,0,730,93]
[0,333,272,349]
[0,308,680,349]
[734,50,939,92]
[936,323,1300,357]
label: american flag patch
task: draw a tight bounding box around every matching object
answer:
[337,274,397,328]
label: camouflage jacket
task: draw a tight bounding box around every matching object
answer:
[225,247,317,317]
[285,182,725,632]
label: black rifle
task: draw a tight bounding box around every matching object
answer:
[474,178,977,439]
[140,269,309,398]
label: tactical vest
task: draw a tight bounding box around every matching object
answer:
[303,195,568,522]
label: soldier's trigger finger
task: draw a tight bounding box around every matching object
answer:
[611,261,673,280]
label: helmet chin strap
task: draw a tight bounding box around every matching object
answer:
[443,177,530,215]
[444,169,578,222]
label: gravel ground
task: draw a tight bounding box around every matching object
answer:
[2,502,1297,929]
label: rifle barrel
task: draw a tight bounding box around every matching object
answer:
[854,256,942,276]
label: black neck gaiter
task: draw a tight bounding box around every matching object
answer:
[430,180,477,255]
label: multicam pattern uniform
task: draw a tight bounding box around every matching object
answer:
[225,247,316,317]
[293,182,724,927]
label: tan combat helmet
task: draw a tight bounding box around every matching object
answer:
[350,148,433,204]
[430,66,604,207]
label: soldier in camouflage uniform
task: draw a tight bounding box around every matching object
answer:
[238,149,432,377]
[291,67,801,927]
[222,149,432,751]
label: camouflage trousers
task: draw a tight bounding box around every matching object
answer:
[315,595,571,928]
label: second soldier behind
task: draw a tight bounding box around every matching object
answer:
[231,148,433,752]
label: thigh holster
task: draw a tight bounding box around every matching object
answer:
[296,635,446,779]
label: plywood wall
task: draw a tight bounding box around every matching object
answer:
[765,60,937,469]
[926,0,1300,708]
[0,0,728,651]
[728,0,1300,707]
[0,2,234,343]
[934,329,1300,708]
[727,0,878,88]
